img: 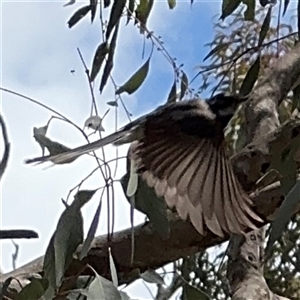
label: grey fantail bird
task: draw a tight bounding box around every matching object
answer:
[25,94,263,236]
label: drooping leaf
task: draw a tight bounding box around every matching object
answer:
[107,100,118,107]
[81,266,122,300]
[43,191,95,289]
[239,56,260,97]
[183,283,210,300]
[167,78,177,103]
[18,278,49,300]
[100,25,119,93]
[258,6,272,46]
[220,0,242,20]
[79,201,102,259]
[243,0,255,21]
[167,0,176,9]
[120,172,170,238]
[67,5,91,28]
[135,0,154,33]
[90,0,97,23]
[140,270,165,285]
[104,0,110,8]
[90,42,109,82]
[203,43,228,62]
[180,72,188,100]
[106,0,126,40]
[43,207,83,289]
[108,248,118,287]
[283,0,290,16]
[116,58,150,95]
[266,181,300,258]
[127,0,135,24]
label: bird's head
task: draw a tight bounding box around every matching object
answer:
[207,93,248,125]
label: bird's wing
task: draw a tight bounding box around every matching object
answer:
[131,101,262,236]
[24,100,198,165]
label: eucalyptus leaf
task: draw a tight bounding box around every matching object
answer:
[258,6,272,46]
[135,0,154,32]
[239,56,260,97]
[127,0,135,24]
[18,278,49,300]
[67,5,91,28]
[167,0,176,9]
[81,267,122,300]
[109,248,118,287]
[106,0,126,40]
[220,0,242,20]
[120,172,170,238]
[100,24,119,93]
[203,43,228,62]
[80,201,102,259]
[266,181,300,258]
[90,42,109,82]
[183,283,210,300]
[283,0,290,16]
[180,72,188,100]
[140,270,165,285]
[90,0,97,23]
[116,58,150,95]
[243,0,255,21]
[167,79,177,103]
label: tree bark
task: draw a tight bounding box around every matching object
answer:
[226,41,300,300]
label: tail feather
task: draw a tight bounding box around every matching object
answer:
[25,130,129,165]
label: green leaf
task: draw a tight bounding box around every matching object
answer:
[104,0,110,8]
[116,58,150,95]
[106,0,126,40]
[18,278,49,300]
[90,0,97,23]
[239,56,260,97]
[127,0,135,24]
[79,201,102,260]
[167,79,177,103]
[107,100,118,107]
[283,0,290,16]
[81,266,122,300]
[183,283,210,300]
[180,72,188,100]
[135,0,154,32]
[140,270,165,285]
[67,5,91,28]
[167,0,176,9]
[266,181,300,258]
[220,0,242,20]
[108,248,118,287]
[243,0,255,21]
[100,24,119,93]
[43,191,95,289]
[120,172,170,238]
[203,43,228,61]
[90,42,109,82]
[258,6,272,46]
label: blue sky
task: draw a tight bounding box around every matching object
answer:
[0,0,283,299]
